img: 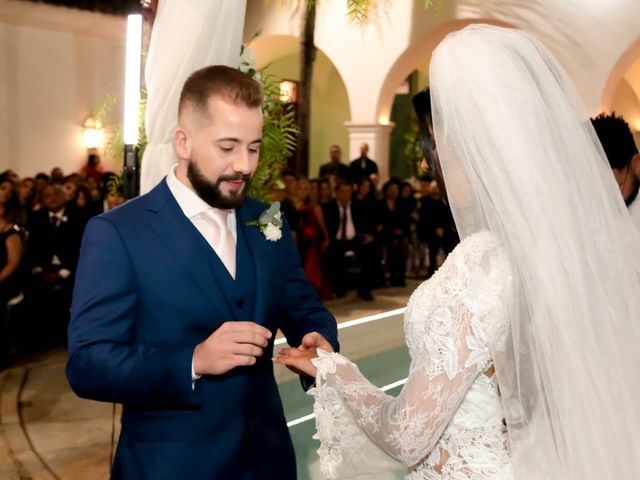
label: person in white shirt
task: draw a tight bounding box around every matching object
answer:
[591,112,640,231]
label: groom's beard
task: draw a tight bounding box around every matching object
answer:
[187,160,252,210]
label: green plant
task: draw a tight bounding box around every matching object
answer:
[305,0,442,23]
[240,36,300,200]
[247,69,299,200]
[403,116,426,179]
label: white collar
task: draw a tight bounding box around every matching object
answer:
[49,208,65,219]
[167,165,219,219]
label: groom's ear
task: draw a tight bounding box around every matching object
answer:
[174,127,191,160]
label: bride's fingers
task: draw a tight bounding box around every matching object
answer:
[277,347,315,358]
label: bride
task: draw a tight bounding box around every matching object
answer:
[275,25,640,479]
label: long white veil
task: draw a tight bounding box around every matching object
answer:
[429,25,640,479]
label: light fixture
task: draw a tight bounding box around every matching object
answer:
[82,115,104,150]
[123,13,143,199]
[279,80,299,103]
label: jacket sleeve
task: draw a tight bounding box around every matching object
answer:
[66,216,203,408]
[277,217,339,353]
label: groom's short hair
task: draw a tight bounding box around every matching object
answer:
[178,65,263,118]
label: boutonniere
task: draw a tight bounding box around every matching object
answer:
[246,202,283,242]
[61,216,68,223]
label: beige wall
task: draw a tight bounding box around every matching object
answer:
[611,79,640,132]
[0,0,125,177]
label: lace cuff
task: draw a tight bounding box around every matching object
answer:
[309,350,404,479]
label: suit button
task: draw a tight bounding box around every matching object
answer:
[236,299,245,309]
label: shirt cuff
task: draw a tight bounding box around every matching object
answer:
[191,351,201,390]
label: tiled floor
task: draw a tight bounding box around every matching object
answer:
[0,281,422,479]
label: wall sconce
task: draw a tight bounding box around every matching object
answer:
[82,115,104,150]
[279,80,299,103]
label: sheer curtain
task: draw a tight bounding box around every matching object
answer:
[140,0,247,194]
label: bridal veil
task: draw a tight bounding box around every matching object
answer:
[428,24,640,479]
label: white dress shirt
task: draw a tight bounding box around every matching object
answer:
[336,203,356,241]
[166,166,237,386]
[166,165,237,246]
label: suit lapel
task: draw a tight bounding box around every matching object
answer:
[147,183,234,320]
[236,205,267,325]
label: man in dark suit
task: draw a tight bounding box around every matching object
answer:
[318,144,351,182]
[349,142,378,183]
[66,66,338,480]
[417,180,459,276]
[322,179,376,301]
[27,183,84,342]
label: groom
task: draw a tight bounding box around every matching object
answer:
[66,65,338,480]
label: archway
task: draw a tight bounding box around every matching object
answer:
[600,36,640,133]
[376,19,514,178]
[376,18,515,124]
[248,34,351,178]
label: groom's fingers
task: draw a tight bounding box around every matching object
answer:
[233,343,264,357]
[227,321,272,339]
[227,331,269,348]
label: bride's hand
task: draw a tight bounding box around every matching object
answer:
[273,347,318,377]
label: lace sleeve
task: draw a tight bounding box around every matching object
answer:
[310,234,508,479]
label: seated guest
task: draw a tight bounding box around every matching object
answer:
[104,190,125,212]
[322,180,376,300]
[276,173,300,245]
[26,183,84,343]
[80,153,104,186]
[50,167,64,183]
[293,178,331,299]
[380,178,411,287]
[18,177,36,223]
[318,176,333,205]
[417,180,459,276]
[0,175,25,365]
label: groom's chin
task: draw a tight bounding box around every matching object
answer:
[218,191,247,209]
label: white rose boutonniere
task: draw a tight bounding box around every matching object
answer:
[247,202,283,242]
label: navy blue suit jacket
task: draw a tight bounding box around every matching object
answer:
[66,180,338,480]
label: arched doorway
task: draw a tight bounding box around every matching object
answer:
[248,34,351,178]
[600,37,640,135]
[376,19,514,179]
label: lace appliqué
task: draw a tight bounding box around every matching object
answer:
[310,232,513,479]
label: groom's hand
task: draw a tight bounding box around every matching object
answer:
[193,321,272,376]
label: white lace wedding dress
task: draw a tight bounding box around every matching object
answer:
[310,231,514,479]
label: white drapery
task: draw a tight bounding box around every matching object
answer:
[140,0,247,194]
